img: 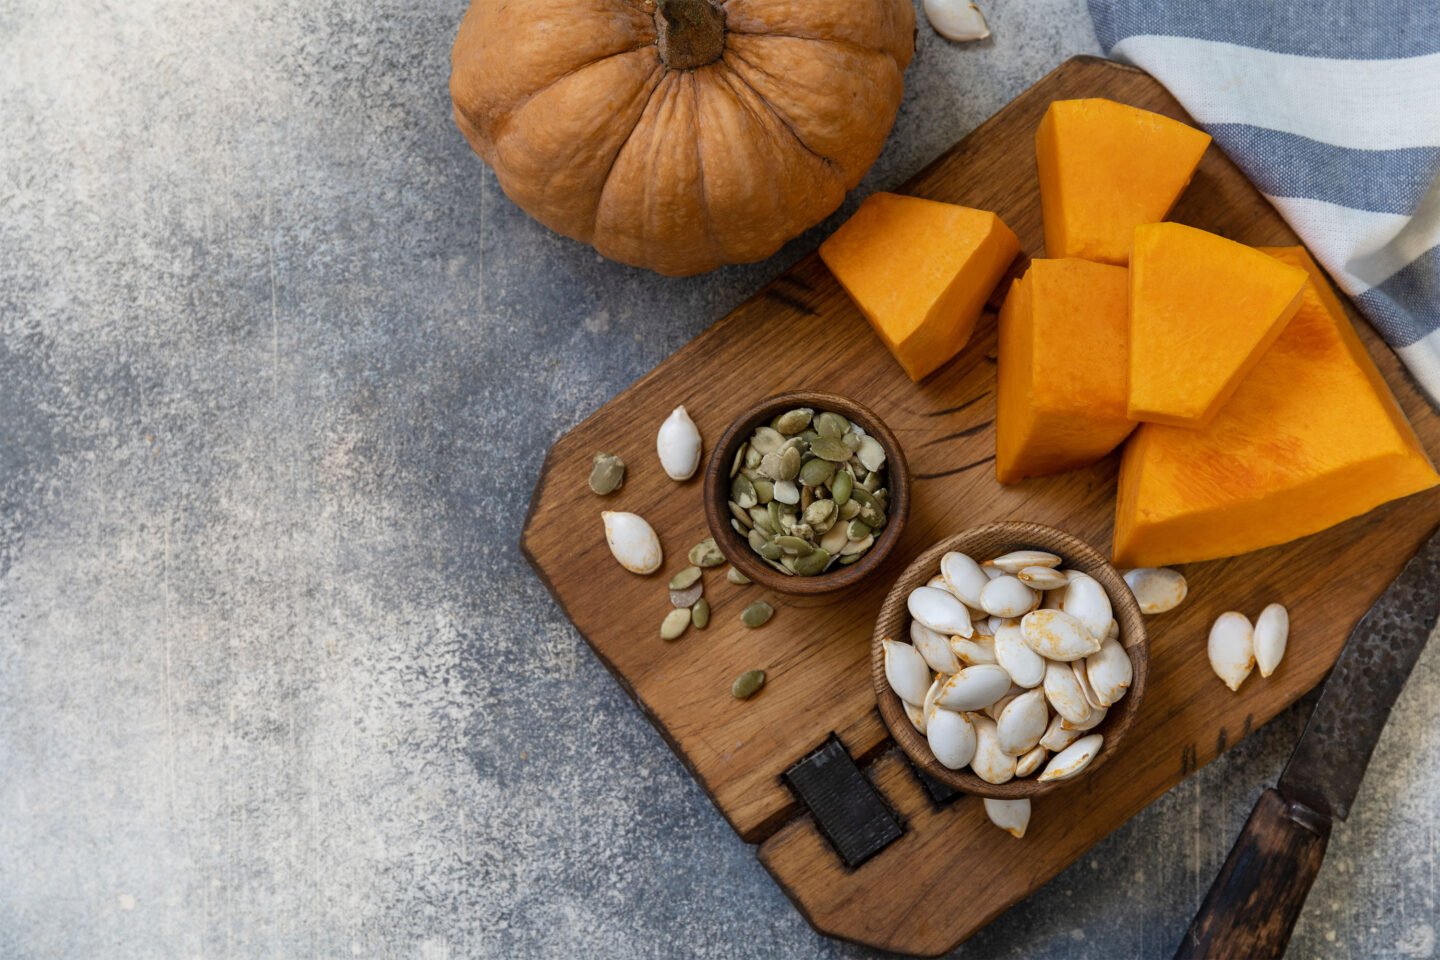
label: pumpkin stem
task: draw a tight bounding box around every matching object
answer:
[654,0,726,70]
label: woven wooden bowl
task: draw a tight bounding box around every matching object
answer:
[703,391,910,595]
[872,521,1148,798]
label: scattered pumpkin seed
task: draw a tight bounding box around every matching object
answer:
[689,537,725,568]
[773,407,814,435]
[660,607,690,640]
[741,601,774,628]
[732,669,766,699]
[669,566,703,590]
[726,566,751,585]
[588,452,626,496]
[670,582,703,608]
[692,598,711,629]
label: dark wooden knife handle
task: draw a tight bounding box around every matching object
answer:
[1174,788,1331,960]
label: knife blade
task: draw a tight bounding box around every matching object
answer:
[1175,524,1440,959]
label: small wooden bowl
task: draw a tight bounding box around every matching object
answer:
[872,521,1148,798]
[703,392,910,595]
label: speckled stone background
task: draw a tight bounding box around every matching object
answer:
[2,1,1437,957]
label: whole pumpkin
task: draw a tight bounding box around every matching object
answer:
[450,0,916,276]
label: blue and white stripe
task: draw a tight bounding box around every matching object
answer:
[1090,0,1440,405]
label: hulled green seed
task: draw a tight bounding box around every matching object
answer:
[588,452,626,496]
[847,519,871,541]
[752,478,775,504]
[669,566,703,590]
[741,602,774,628]
[793,549,831,576]
[804,499,836,528]
[772,408,814,435]
[809,437,851,462]
[732,669,766,699]
[815,412,849,438]
[774,535,813,556]
[692,598,711,629]
[660,607,690,640]
[799,458,835,487]
[731,474,757,509]
[689,537,725,568]
[726,566,751,585]
[831,469,853,505]
[778,446,801,481]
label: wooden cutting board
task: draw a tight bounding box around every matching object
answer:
[521,56,1440,955]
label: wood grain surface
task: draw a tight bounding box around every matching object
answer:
[521,56,1440,954]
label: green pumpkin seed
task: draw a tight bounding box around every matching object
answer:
[750,426,785,455]
[689,537,725,568]
[778,446,801,481]
[841,534,875,556]
[749,506,775,534]
[799,458,835,487]
[850,485,877,508]
[729,443,748,479]
[847,519,871,540]
[861,471,882,493]
[859,501,887,529]
[841,431,862,452]
[588,452,626,496]
[809,437,851,462]
[838,554,863,566]
[781,555,799,573]
[752,478,775,504]
[660,607,690,640]
[804,499,837,528]
[731,474,757,509]
[774,535,813,556]
[857,436,886,472]
[767,501,783,533]
[793,548,831,576]
[830,469,853,505]
[816,412,849,438]
[744,446,763,469]
[729,502,752,528]
[692,598,711,629]
[669,566,703,590]
[773,408,814,435]
[670,582,703,608]
[732,669,766,699]
[726,566,751,585]
[748,527,770,554]
[741,602,773,628]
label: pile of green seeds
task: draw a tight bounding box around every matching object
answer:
[727,407,889,576]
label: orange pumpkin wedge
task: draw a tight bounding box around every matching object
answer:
[1127,223,1308,427]
[820,192,1019,382]
[1113,246,1439,568]
[1036,98,1210,265]
[996,259,1136,483]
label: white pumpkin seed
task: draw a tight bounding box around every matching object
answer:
[994,623,1046,688]
[934,663,1012,712]
[1038,734,1103,782]
[1071,659,1106,711]
[950,633,998,666]
[1209,611,1255,692]
[1017,566,1069,590]
[926,708,978,770]
[1039,713,1081,752]
[922,675,944,723]
[1255,603,1289,678]
[883,639,933,706]
[995,689,1048,756]
[983,797,1030,839]
[940,551,990,607]
[970,715,1017,784]
[908,586,975,637]
[1061,704,1108,733]
[983,565,1005,580]
[1061,575,1112,642]
[660,607,690,641]
[903,698,927,735]
[1021,609,1102,661]
[602,511,663,574]
[1122,567,1189,614]
[924,0,991,42]
[987,550,1061,573]
[1043,658,1093,725]
[1085,637,1133,706]
[983,691,1019,721]
[979,575,1037,618]
[657,406,702,481]
[1015,745,1047,778]
[911,621,962,674]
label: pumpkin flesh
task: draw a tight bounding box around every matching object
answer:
[996,259,1135,483]
[1113,246,1440,567]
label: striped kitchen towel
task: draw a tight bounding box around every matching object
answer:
[1089,0,1440,406]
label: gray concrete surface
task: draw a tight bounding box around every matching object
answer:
[1,1,1436,957]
